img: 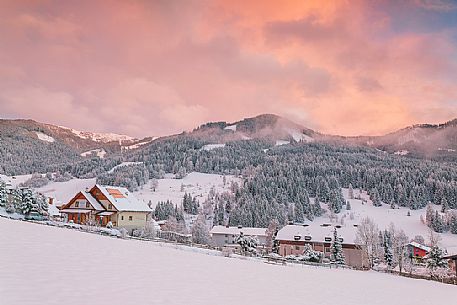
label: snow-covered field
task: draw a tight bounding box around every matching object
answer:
[134,172,241,208]
[80,148,107,158]
[0,217,454,305]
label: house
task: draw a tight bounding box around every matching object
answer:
[407,242,431,262]
[210,225,267,248]
[59,185,152,231]
[443,247,457,277]
[276,223,367,268]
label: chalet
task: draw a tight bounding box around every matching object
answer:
[407,242,431,262]
[210,225,267,248]
[59,185,152,231]
[276,223,368,268]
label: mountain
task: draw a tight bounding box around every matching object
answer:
[353,118,457,161]
[1,114,457,176]
[0,119,151,175]
[191,114,317,144]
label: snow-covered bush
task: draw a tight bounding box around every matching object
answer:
[234,233,258,255]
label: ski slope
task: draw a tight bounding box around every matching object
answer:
[0,217,454,305]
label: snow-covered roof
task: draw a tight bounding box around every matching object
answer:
[210,226,267,237]
[276,224,359,245]
[59,209,92,214]
[96,185,151,212]
[81,191,105,211]
[408,242,431,252]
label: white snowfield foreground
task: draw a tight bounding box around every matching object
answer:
[0,218,454,305]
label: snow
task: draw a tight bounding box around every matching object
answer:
[107,161,144,173]
[59,125,135,143]
[0,174,33,187]
[323,189,457,250]
[35,178,96,206]
[210,226,267,237]
[275,140,290,146]
[438,148,456,152]
[394,150,409,156]
[35,131,55,143]
[133,172,241,209]
[1,217,455,305]
[201,144,226,151]
[80,148,107,158]
[121,138,156,150]
[277,223,358,245]
[224,124,237,131]
[285,128,314,143]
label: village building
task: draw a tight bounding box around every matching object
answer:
[210,225,267,248]
[406,242,431,262]
[59,185,152,231]
[276,223,367,268]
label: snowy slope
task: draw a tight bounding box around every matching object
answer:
[59,126,136,143]
[201,144,226,151]
[80,148,107,158]
[0,217,454,305]
[36,178,96,205]
[316,188,457,249]
[35,131,55,143]
[133,172,240,208]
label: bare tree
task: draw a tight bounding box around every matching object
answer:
[356,217,380,268]
[388,223,409,274]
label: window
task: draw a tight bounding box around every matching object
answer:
[295,246,300,251]
[75,202,79,207]
[108,204,113,209]
[129,216,133,221]
[121,216,124,220]
[86,203,90,208]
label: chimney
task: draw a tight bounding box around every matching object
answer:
[237,225,242,229]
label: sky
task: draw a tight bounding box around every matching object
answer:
[1,0,457,138]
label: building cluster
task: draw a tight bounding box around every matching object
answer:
[53,184,457,273]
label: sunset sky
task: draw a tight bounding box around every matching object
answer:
[1,0,457,137]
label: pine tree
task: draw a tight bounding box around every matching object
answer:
[441,197,448,213]
[0,180,7,207]
[427,246,447,271]
[294,202,305,223]
[383,230,394,268]
[330,228,345,264]
[431,211,444,233]
[19,188,34,215]
[348,184,354,200]
[371,187,382,207]
[449,212,457,234]
[346,200,351,210]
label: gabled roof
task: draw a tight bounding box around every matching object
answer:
[94,184,151,212]
[408,242,431,253]
[60,191,104,211]
[81,191,105,211]
[276,223,359,245]
[210,226,267,237]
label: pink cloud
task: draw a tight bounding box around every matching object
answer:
[0,0,456,137]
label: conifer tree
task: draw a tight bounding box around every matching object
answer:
[330,228,345,264]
